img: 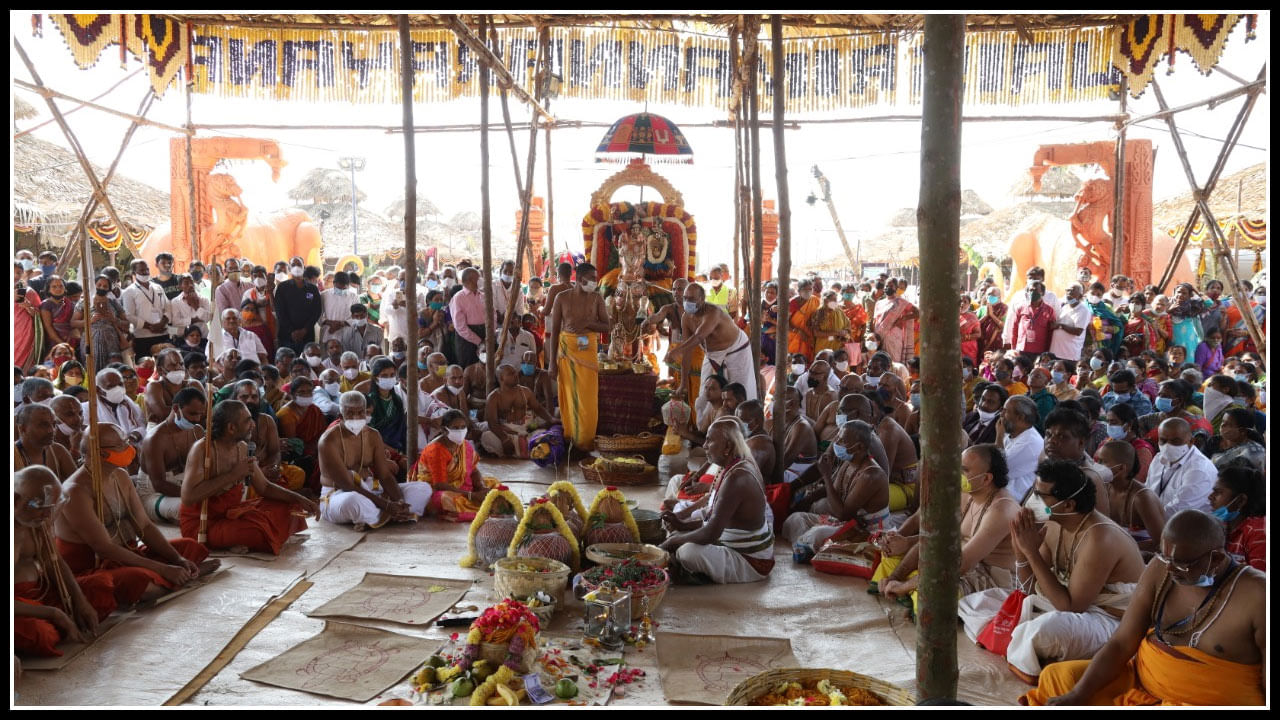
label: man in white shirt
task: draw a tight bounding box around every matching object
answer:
[320,271,356,343]
[497,315,538,369]
[120,258,171,358]
[1049,283,1092,362]
[169,274,212,338]
[1104,273,1130,307]
[188,261,212,297]
[219,308,269,365]
[84,368,146,445]
[313,368,344,418]
[491,260,528,325]
[998,395,1044,502]
[1146,417,1217,516]
[1002,265,1059,348]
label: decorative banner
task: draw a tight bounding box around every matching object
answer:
[49,13,188,96]
[1113,14,1253,96]
[86,218,152,252]
[48,13,121,68]
[183,22,1122,111]
[1164,215,1267,246]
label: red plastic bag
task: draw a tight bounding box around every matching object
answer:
[975,589,1028,656]
[763,482,791,534]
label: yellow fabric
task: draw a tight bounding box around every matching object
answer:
[888,482,916,512]
[557,331,599,451]
[1021,634,1265,706]
[340,372,371,393]
[870,554,919,616]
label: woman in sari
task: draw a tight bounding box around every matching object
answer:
[1149,295,1174,353]
[365,357,407,454]
[412,409,495,522]
[1120,294,1158,358]
[976,287,1007,359]
[39,276,79,358]
[760,283,779,366]
[812,291,851,355]
[15,265,43,372]
[959,293,981,365]
[1169,282,1207,357]
[1086,284,1125,357]
[841,288,868,367]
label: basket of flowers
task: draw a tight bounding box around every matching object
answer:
[433,599,542,705]
[726,668,914,706]
[579,558,669,620]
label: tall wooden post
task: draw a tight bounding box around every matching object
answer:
[544,126,555,263]
[185,78,200,268]
[767,15,789,483]
[1111,77,1128,278]
[915,14,965,702]
[478,17,497,395]
[400,15,420,462]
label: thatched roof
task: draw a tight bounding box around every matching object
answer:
[959,201,1077,258]
[1010,165,1084,199]
[12,134,170,241]
[1152,162,1266,232]
[13,95,38,122]
[287,167,368,206]
[385,196,442,224]
[300,202,401,257]
[888,189,993,228]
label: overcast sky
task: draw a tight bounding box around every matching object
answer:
[11,13,1269,269]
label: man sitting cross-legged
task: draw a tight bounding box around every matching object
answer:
[480,363,555,457]
[137,387,207,524]
[1022,510,1265,706]
[180,400,317,554]
[782,419,890,556]
[660,418,774,584]
[316,391,433,530]
[57,423,218,610]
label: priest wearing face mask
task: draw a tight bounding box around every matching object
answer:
[959,460,1143,683]
[85,367,146,446]
[137,388,207,524]
[782,419,890,556]
[317,391,431,529]
[14,404,78,480]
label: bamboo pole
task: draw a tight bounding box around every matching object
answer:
[14,68,145,139]
[1150,78,1266,364]
[13,42,145,261]
[478,17,497,396]
[76,218,105,524]
[1122,79,1267,128]
[185,78,200,268]
[765,15,789,485]
[194,67,214,544]
[1111,77,1127,278]
[55,88,157,277]
[915,14,965,702]
[497,86,540,290]
[544,124,555,264]
[13,78,194,136]
[729,23,743,312]
[401,15,421,463]
[445,14,556,125]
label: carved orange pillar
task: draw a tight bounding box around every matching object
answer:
[514,196,547,281]
[1122,140,1155,287]
[760,199,779,281]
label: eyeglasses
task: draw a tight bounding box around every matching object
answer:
[1155,549,1212,575]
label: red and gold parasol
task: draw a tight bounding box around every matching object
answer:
[595,112,693,164]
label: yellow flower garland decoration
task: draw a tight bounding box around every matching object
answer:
[585,486,641,542]
[507,498,581,571]
[546,480,588,525]
[459,485,525,568]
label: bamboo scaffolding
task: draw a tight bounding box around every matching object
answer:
[478,17,497,397]
[544,124,555,260]
[401,14,421,463]
[14,78,193,136]
[446,14,556,125]
[1111,76,1128,277]
[765,15,789,485]
[915,14,965,702]
[14,68,145,139]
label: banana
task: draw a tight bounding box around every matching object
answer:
[495,683,520,706]
[486,697,508,706]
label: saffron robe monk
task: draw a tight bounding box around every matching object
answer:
[180,400,318,554]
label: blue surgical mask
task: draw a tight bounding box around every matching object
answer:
[835,413,848,427]
[1234,373,1249,383]
[1111,392,1129,401]
[1105,423,1127,440]
[20,259,33,272]
[1211,505,1240,523]
[832,444,852,461]
[174,416,197,431]
[1155,396,1174,413]
[520,363,535,376]
[987,294,999,305]
[40,264,55,278]
[910,393,921,409]
[1051,370,1065,384]
[683,301,698,314]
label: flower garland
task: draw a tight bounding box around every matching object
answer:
[459,485,525,568]
[437,598,540,705]
[546,481,588,526]
[585,486,641,542]
[507,498,581,570]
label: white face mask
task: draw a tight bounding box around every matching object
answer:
[376,377,398,390]
[791,363,806,375]
[977,408,998,424]
[56,421,78,436]
[324,382,341,396]
[294,396,314,408]
[864,374,880,387]
[835,413,848,427]
[104,386,128,404]
[580,281,597,292]
[865,341,878,351]
[478,352,488,364]
[306,355,323,367]
[343,418,368,435]
[826,301,838,310]
[165,370,186,385]
[290,266,304,278]
[835,361,850,372]
[351,318,366,328]
[447,384,463,395]
[343,368,359,380]
[1159,442,1191,465]
[135,273,151,284]
[275,271,289,283]
[447,428,468,445]
[500,274,513,284]
[253,277,268,288]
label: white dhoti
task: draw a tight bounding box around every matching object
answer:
[133,473,182,524]
[699,329,758,401]
[782,505,890,548]
[320,479,433,527]
[480,421,533,457]
[958,583,1136,678]
[675,521,775,584]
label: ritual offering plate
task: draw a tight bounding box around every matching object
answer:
[579,558,669,620]
[493,557,572,608]
[585,543,669,569]
[726,669,915,706]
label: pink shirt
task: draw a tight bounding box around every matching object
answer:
[449,288,488,345]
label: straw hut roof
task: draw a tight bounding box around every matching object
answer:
[385,196,442,224]
[287,167,367,205]
[13,95,38,122]
[300,202,402,257]
[12,134,170,242]
[888,189,993,229]
[1152,162,1266,231]
[1009,165,1084,199]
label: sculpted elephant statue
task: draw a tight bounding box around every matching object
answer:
[137,209,323,271]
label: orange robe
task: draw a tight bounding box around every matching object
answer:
[57,537,209,607]
[787,295,820,359]
[180,483,306,555]
[1021,633,1265,706]
[15,575,116,657]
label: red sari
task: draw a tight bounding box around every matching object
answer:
[978,302,1007,357]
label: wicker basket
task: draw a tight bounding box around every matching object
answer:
[492,557,572,607]
[595,433,664,464]
[478,641,539,675]
[586,543,669,569]
[501,595,557,626]
[580,569,669,621]
[631,509,666,545]
[579,458,658,487]
[725,668,916,706]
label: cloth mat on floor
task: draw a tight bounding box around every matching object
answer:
[307,573,472,626]
[655,632,798,705]
[20,612,136,671]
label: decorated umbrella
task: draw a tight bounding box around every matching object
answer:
[595,112,693,164]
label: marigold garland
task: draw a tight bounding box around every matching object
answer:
[546,481,588,527]
[585,486,641,543]
[437,599,538,705]
[507,498,581,570]
[459,485,525,568]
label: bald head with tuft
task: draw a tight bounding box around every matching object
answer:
[1162,509,1225,557]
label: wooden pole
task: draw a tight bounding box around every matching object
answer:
[729,22,743,310]
[478,17,497,396]
[445,14,556,125]
[13,41,145,260]
[1122,78,1267,128]
[1111,77,1128,278]
[915,14,965,702]
[1150,78,1266,364]
[401,15,421,463]
[185,77,200,269]
[766,15,789,484]
[13,78,193,136]
[77,218,105,523]
[544,125,555,264]
[14,68,145,138]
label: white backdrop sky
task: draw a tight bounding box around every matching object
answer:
[10,12,1270,270]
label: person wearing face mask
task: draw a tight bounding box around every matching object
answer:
[84,367,146,444]
[976,286,1008,360]
[169,274,212,340]
[275,376,329,493]
[1001,267,1058,347]
[58,422,216,608]
[703,265,738,319]
[515,349,555,415]
[1100,368,1153,417]
[545,263,612,450]
[1024,368,1057,435]
[1012,281,1056,356]
[431,363,485,439]
[361,357,408,455]
[448,267,491,369]
[220,306,270,366]
[1145,417,1218,517]
[1199,374,1238,433]
[1046,360,1079,403]
[1138,378,1212,445]
[316,391,430,529]
[274,258,324,355]
[1050,284,1092,362]
[239,265,276,339]
[872,278,919,364]
[811,290,852,358]
[213,258,247,319]
[1208,408,1265,472]
[1095,440,1164,554]
[14,404,78,480]
[1099,402,1154,484]
[497,311,538,370]
[812,378,864,445]
[309,367,343,418]
[958,460,1143,683]
[1192,328,1225,376]
[1084,281,1127,357]
[358,275,384,325]
[229,378,298,493]
[1210,464,1265,570]
[25,250,60,297]
[410,409,496,522]
[1168,282,1208,359]
[143,349,198,424]
[877,444,1021,614]
[336,351,370,393]
[964,384,1007,447]
[336,303,384,356]
[491,260,528,326]
[784,419,890,555]
[995,395,1044,502]
[137,388,207,524]
[667,281,759,408]
[1022,509,1264,706]
[49,394,85,460]
[480,364,555,457]
[319,271,355,343]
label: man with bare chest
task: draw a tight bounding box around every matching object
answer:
[14,405,76,481]
[669,283,758,402]
[433,364,484,441]
[516,349,556,415]
[853,391,919,511]
[137,387,207,523]
[481,364,555,457]
[800,360,837,424]
[546,263,611,450]
[784,420,890,553]
[144,348,200,424]
[317,391,433,530]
